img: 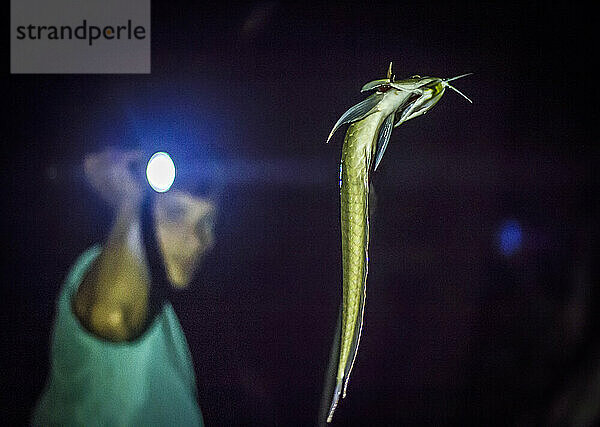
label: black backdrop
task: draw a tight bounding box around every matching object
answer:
[2,1,597,425]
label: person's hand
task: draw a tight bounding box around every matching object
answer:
[84,148,145,208]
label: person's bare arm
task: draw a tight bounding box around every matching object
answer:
[72,149,151,342]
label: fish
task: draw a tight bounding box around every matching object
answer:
[325,63,472,422]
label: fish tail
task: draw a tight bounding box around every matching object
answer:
[327,381,343,423]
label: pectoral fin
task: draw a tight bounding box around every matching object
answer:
[373,113,395,171]
[327,93,384,143]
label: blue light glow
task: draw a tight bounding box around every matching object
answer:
[146,152,175,192]
[498,219,522,256]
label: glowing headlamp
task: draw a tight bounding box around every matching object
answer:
[145,151,176,192]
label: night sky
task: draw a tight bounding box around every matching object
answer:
[2,1,598,425]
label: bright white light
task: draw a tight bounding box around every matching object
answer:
[146,152,175,192]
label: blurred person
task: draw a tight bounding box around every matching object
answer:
[32,149,216,426]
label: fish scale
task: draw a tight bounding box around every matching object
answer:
[329,111,385,421]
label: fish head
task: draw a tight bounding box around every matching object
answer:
[361,71,472,125]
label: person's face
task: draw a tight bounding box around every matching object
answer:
[154,190,216,288]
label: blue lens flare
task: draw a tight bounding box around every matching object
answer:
[498,219,522,256]
[146,152,176,192]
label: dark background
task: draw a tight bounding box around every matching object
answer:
[1,1,597,425]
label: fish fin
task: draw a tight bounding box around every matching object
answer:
[360,61,394,92]
[393,118,406,128]
[320,305,343,425]
[342,176,370,398]
[373,113,395,171]
[327,381,344,423]
[327,93,384,143]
